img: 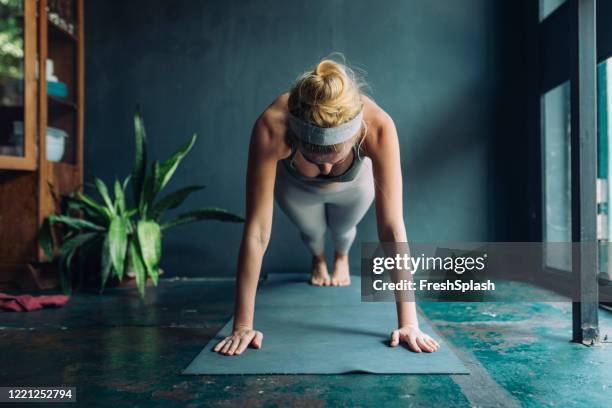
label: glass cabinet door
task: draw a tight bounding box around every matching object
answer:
[0,0,36,170]
[45,0,79,165]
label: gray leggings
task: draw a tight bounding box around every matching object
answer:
[274,158,375,256]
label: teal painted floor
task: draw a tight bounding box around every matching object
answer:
[1,278,611,407]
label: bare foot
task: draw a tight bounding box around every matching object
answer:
[309,254,331,286]
[331,252,351,286]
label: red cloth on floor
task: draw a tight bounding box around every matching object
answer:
[0,293,69,312]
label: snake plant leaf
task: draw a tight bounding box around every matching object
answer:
[161,207,245,231]
[75,191,113,220]
[155,133,197,194]
[141,160,160,215]
[95,178,116,214]
[49,214,106,232]
[129,238,147,298]
[132,110,148,207]
[114,179,126,214]
[60,232,98,256]
[149,185,206,221]
[108,217,129,281]
[100,233,113,290]
[57,232,98,295]
[136,220,161,286]
[39,218,55,261]
[64,196,106,224]
[122,175,131,192]
[58,252,72,295]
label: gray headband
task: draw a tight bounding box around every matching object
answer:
[288,109,364,146]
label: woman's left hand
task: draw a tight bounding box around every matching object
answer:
[390,326,440,353]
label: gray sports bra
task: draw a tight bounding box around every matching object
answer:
[282,144,364,184]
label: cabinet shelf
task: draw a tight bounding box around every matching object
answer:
[0,105,24,111]
[48,95,77,110]
[48,19,78,43]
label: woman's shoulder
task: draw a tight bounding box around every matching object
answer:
[362,94,393,133]
[361,95,397,154]
[252,93,292,159]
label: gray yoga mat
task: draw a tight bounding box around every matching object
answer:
[183,274,468,375]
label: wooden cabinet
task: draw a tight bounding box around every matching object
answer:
[0,0,84,289]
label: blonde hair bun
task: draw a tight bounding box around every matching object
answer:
[289,57,365,128]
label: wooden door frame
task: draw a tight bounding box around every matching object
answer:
[0,0,38,170]
[37,0,85,260]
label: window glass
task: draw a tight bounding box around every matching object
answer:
[542,81,572,271]
[0,0,25,158]
[598,58,612,279]
[539,0,566,22]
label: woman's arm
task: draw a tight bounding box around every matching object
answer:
[214,112,282,356]
[367,110,440,353]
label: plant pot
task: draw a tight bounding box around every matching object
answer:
[113,247,164,290]
[75,256,164,293]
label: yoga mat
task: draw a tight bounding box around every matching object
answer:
[183,274,468,375]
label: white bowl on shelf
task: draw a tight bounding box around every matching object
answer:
[46,126,67,162]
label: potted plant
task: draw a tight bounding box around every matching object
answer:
[40,111,244,297]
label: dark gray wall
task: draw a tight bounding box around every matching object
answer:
[85,0,511,277]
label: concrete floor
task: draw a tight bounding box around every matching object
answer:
[1,278,611,407]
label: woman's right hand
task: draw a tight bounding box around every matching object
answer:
[212,327,263,356]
